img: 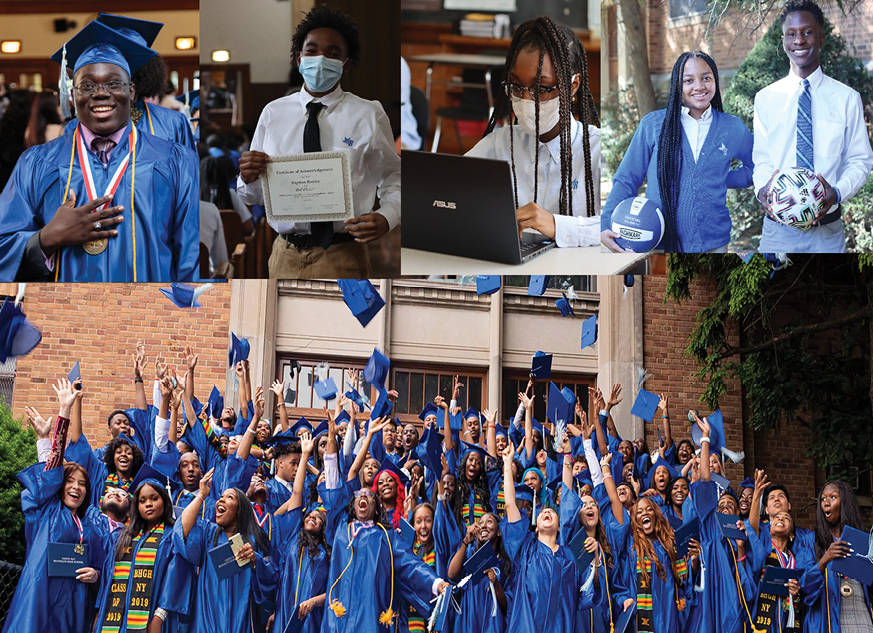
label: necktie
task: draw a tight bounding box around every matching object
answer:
[304,101,334,249]
[91,136,116,166]
[796,79,814,172]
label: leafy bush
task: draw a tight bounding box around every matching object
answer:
[723,15,873,251]
[0,403,37,565]
[601,85,669,181]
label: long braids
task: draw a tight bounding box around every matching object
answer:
[456,452,491,524]
[656,51,723,252]
[482,17,598,218]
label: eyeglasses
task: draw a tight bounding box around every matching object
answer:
[73,81,130,96]
[105,487,129,498]
[502,81,561,100]
[354,489,376,500]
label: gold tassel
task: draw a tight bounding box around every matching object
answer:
[677,597,686,612]
[378,607,396,626]
[329,599,346,617]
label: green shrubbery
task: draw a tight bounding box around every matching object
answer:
[0,403,37,565]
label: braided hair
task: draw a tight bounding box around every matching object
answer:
[456,451,491,525]
[483,17,599,218]
[656,51,723,252]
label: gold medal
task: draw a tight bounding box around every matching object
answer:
[83,238,107,255]
[841,578,853,597]
[74,543,85,555]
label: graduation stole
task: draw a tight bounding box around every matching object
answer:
[752,548,799,633]
[496,487,506,517]
[100,523,164,633]
[199,416,228,458]
[408,541,436,632]
[462,489,487,525]
[101,472,134,503]
[636,557,655,632]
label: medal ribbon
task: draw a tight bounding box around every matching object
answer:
[76,124,135,210]
[71,511,84,544]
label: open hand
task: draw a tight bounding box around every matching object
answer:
[39,191,123,256]
[25,407,51,439]
[516,201,556,239]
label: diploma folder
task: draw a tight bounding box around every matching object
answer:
[208,541,248,581]
[567,528,596,571]
[47,542,88,577]
[674,518,700,559]
[717,513,748,541]
[831,526,873,585]
[761,566,803,597]
[462,541,501,586]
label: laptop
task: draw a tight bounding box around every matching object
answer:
[402,151,556,265]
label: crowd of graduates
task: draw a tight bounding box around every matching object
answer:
[4,340,873,633]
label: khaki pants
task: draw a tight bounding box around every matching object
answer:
[268,235,372,278]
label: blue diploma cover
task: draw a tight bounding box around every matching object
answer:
[47,542,88,578]
[208,542,248,580]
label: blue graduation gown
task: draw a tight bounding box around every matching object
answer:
[271,508,330,633]
[434,498,462,581]
[92,523,194,633]
[322,522,439,633]
[90,406,152,465]
[618,537,691,633]
[802,562,873,633]
[684,480,753,633]
[2,463,103,633]
[501,517,598,633]
[448,542,511,633]
[65,100,196,152]
[172,518,279,633]
[0,120,198,281]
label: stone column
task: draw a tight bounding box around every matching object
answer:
[227,280,278,409]
[489,286,504,411]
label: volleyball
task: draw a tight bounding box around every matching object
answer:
[611,197,665,252]
[768,168,825,231]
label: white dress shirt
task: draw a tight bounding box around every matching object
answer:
[753,66,873,214]
[236,86,401,234]
[681,105,713,162]
[466,119,602,247]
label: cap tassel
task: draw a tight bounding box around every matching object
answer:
[329,599,346,617]
[59,44,72,120]
[378,607,396,626]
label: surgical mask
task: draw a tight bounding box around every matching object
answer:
[299,55,345,93]
[511,94,560,139]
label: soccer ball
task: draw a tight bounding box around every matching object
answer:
[610,197,665,252]
[768,168,825,231]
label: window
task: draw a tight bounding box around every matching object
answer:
[669,0,708,20]
[276,357,371,412]
[0,357,16,408]
[429,276,596,293]
[393,368,485,418]
[502,372,595,424]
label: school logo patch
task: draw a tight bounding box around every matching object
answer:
[571,179,579,190]
[343,137,354,147]
[718,143,728,156]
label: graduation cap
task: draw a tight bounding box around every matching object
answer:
[176,90,200,112]
[463,407,480,423]
[580,314,597,349]
[364,348,390,389]
[514,484,535,503]
[418,427,444,474]
[130,462,168,494]
[546,473,565,493]
[0,299,42,363]
[530,418,544,436]
[760,566,804,597]
[690,408,725,455]
[436,408,463,431]
[313,377,338,401]
[418,403,438,422]
[475,276,501,295]
[555,292,574,317]
[51,20,156,78]
[530,351,552,379]
[96,13,163,47]
[674,517,700,558]
[264,429,300,447]
[159,283,202,308]
[630,388,659,422]
[335,409,351,424]
[527,275,549,296]
[644,460,678,490]
[567,526,596,570]
[67,361,81,384]
[311,420,330,439]
[369,389,393,419]
[461,541,501,586]
[227,332,250,367]
[547,382,575,424]
[207,385,223,420]
[337,279,385,328]
[574,472,594,493]
[374,457,410,488]
[494,424,508,439]
[460,441,489,463]
[716,512,747,541]
[739,477,756,489]
[711,473,731,496]
[289,417,313,436]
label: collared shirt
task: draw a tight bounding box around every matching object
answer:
[752,66,873,213]
[680,105,713,162]
[274,474,293,494]
[236,86,401,235]
[78,122,128,165]
[466,119,602,247]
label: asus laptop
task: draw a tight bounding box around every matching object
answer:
[402,151,556,265]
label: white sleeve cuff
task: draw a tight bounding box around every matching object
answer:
[554,214,601,248]
[236,176,264,206]
[152,380,161,408]
[154,415,170,451]
[431,578,445,597]
[36,438,52,463]
[324,451,340,490]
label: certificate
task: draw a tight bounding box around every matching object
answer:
[262,150,354,223]
[47,542,88,578]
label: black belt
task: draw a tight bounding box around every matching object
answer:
[280,232,356,250]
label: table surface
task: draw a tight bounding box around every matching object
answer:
[408,53,507,66]
[400,246,650,275]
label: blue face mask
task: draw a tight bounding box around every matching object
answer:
[299,55,345,93]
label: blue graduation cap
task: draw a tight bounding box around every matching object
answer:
[546,473,565,493]
[716,512,747,541]
[344,387,368,412]
[630,388,659,422]
[418,403,438,422]
[207,385,223,420]
[0,300,42,363]
[463,407,480,423]
[227,332,250,367]
[674,517,700,558]
[337,279,385,328]
[311,420,330,438]
[494,424,508,439]
[475,276,501,295]
[527,276,549,296]
[51,20,156,78]
[690,408,725,455]
[436,408,463,431]
[530,351,552,379]
[335,409,351,424]
[96,13,163,47]
[289,417,313,436]
[67,361,81,384]
[580,314,597,349]
[369,389,393,419]
[418,427,443,474]
[159,283,201,308]
[514,484,535,503]
[530,418,544,436]
[314,377,338,401]
[176,90,200,112]
[567,525,596,570]
[264,429,299,447]
[374,457,410,488]
[644,460,678,490]
[711,473,731,496]
[462,541,501,586]
[460,441,489,463]
[555,292,574,317]
[760,566,803,597]
[547,382,575,424]
[364,348,390,389]
[573,472,594,494]
[739,477,756,489]
[130,462,168,493]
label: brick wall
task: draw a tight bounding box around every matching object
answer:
[10,283,232,445]
[646,0,873,78]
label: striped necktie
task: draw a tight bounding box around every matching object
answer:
[796,79,814,172]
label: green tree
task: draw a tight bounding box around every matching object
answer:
[722,16,873,251]
[0,404,37,565]
[665,253,873,479]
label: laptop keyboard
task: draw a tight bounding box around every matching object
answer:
[520,241,539,254]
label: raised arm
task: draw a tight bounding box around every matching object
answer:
[169,374,184,446]
[589,387,609,457]
[483,408,498,458]
[133,340,148,411]
[748,468,769,535]
[346,416,389,482]
[158,375,172,422]
[235,386,263,461]
[69,376,83,443]
[45,378,81,470]
[270,380,288,432]
[184,345,197,406]
[502,442,520,522]
[520,391,534,460]
[435,395,453,453]
[181,467,213,538]
[235,362,250,420]
[604,383,623,439]
[658,395,672,450]
[600,452,625,524]
[277,431,313,514]
[692,412,711,482]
